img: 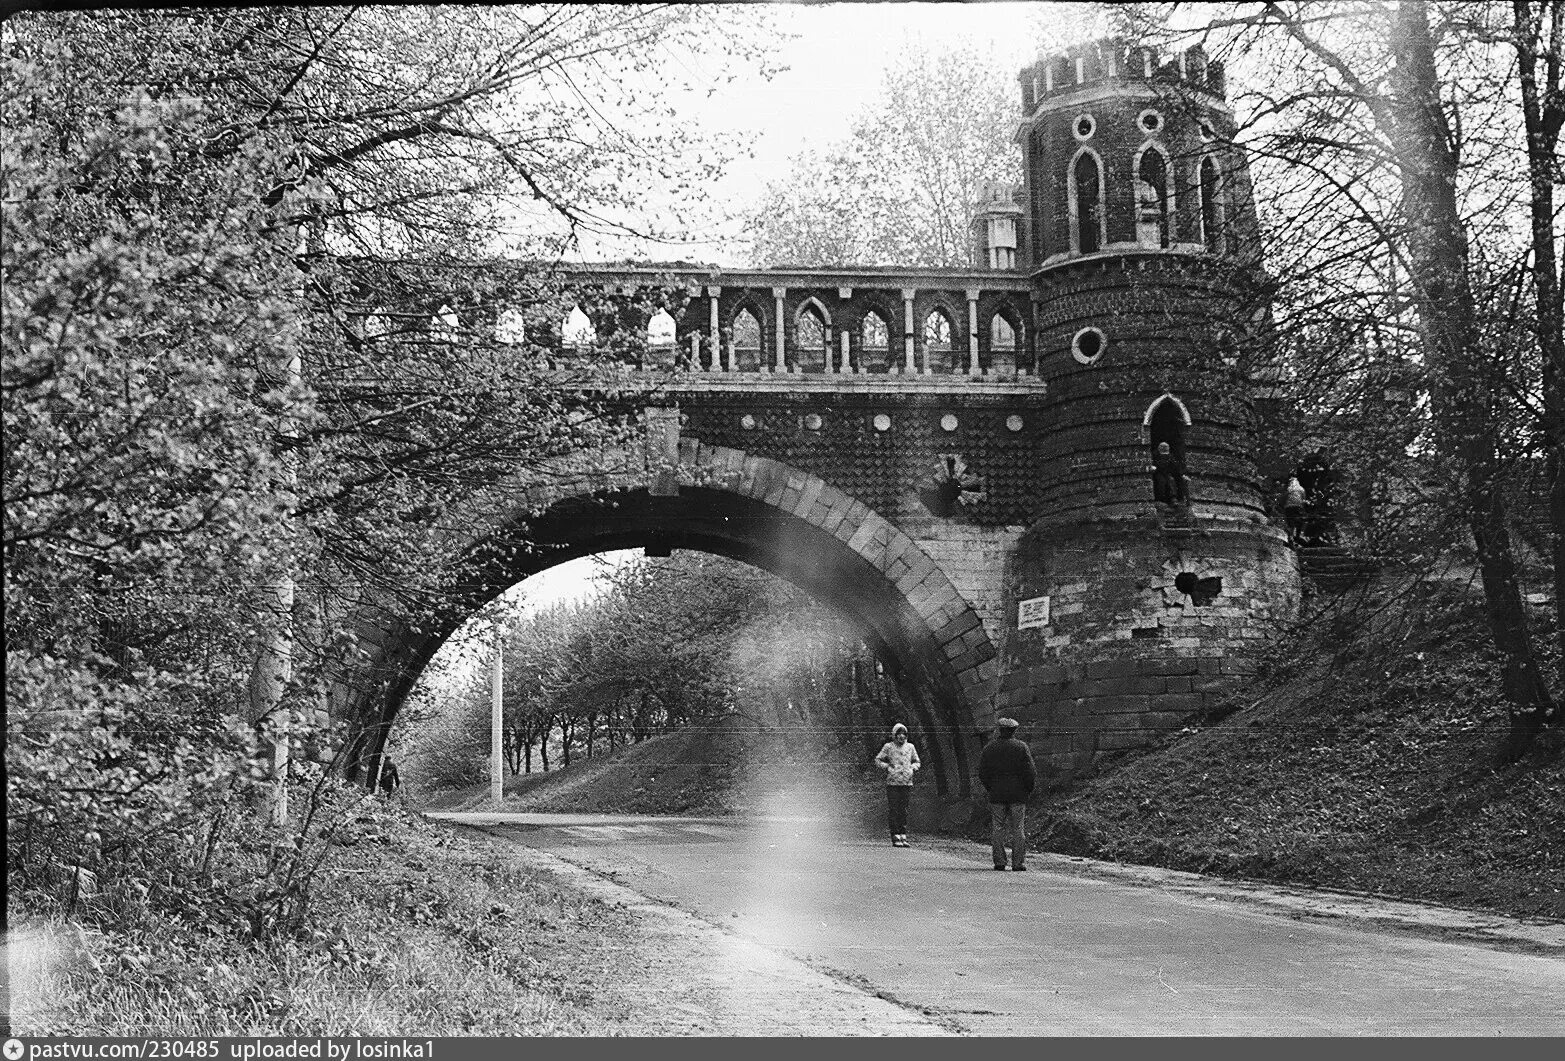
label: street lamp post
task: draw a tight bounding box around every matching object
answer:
[491,631,504,804]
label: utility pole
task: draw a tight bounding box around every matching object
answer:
[491,630,504,804]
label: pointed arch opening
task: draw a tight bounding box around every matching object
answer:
[923,308,957,374]
[1070,149,1105,255]
[1146,394,1191,505]
[794,299,831,373]
[1135,145,1172,248]
[432,304,460,341]
[495,308,527,346]
[861,309,891,374]
[1199,155,1224,255]
[988,309,1020,374]
[563,305,595,351]
[731,306,763,372]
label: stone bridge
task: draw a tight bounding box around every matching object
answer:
[333,35,1303,807]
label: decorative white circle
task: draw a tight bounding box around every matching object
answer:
[1073,114,1096,140]
[873,413,891,432]
[1216,329,1239,367]
[740,414,757,430]
[1006,415,1024,432]
[804,413,822,431]
[1071,326,1108,365]
[940,414,959,432]
[1138,108,1163,133]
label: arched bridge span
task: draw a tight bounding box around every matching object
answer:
[341,444,1002,799]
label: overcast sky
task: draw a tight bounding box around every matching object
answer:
[562,1,1113,264]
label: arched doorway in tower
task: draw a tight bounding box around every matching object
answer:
[1146,394,1191,505]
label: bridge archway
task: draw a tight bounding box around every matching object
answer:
[340,444,1001,802]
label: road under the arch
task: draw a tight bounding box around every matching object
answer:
[429,810,1565,1036]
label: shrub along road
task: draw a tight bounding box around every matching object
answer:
[432,810,1565,1036]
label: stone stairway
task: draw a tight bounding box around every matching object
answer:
[1297,544,1382,594]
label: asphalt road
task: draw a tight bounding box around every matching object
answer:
[429,810,1565,1036]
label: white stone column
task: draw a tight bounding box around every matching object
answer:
[839,331,851,375]
[902,288,916,374]
[836,286,852,374]
[689,332,701,368]
[707,286,722,372]
[967,288,981,375]
[772,286,787,373]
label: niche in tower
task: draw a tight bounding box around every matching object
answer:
[1146,395,1190,506]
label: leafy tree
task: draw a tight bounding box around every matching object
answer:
[745,36,1019,267]
[4,5,776,925]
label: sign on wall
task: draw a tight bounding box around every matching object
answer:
[1017,594,1051,630]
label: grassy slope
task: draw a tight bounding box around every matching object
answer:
[9,805,656,1035]
[1032,591,1565,921]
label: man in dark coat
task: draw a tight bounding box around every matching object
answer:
[977,717,1037,871]
[377,756,400,797]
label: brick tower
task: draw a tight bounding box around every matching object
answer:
[998,38,1300,778]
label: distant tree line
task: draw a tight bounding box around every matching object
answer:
[401,553,905,790]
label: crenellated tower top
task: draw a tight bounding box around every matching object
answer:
[1017,38,1227,114]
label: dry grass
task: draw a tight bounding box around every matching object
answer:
[7,806,647,1036]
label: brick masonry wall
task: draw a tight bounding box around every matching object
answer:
[997,516,1298,779]
[905,521,1027,649]
[1034,255,1266,523]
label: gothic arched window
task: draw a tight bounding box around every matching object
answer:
[1136,147,1171,248]
[1071,151,1104,254]
[1200,156,1223,254]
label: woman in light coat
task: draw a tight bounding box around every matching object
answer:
[873,722,920,847]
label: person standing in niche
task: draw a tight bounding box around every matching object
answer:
[873,722,920,847]
[1283,474,1307,546]
[1151,441,1189,506]
[1296,451,1336,545]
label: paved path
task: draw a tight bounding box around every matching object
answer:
[429,811,1565,1036]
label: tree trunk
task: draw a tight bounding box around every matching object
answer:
[1390,0,1558,762]
[1513,0,1565,696]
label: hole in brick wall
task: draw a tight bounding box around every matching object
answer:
[1174,572,1222,605]
[1131,626,1162,639]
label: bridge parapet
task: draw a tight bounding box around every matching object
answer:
[339,260,1039,380]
